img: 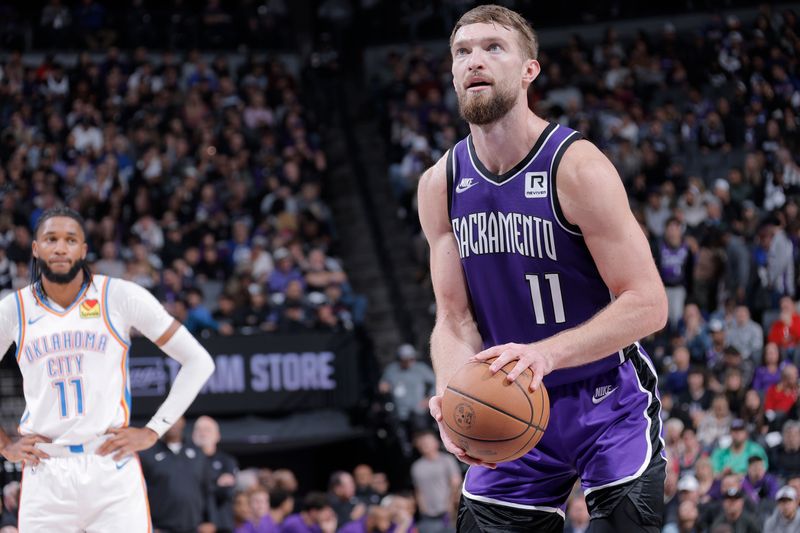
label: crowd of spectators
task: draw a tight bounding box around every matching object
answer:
[378,3,800,531]
[136,415,586,533]
[0,43,368,337]
[0,0,294,52]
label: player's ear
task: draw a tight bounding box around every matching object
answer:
[522,59,540,85]
[31,240,38,259]
[81,242,88,259]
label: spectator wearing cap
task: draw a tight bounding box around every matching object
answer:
[767,296,800,354]
[741,455,778,511]
[379,344,436,457]
[698,473,754,531]
[710,486,761,533]
[268,248,304,294]
[711,419,769,475]
[705,318,728,369]
[763,486,800,533]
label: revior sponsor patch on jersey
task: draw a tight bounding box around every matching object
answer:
[79,299,100,318]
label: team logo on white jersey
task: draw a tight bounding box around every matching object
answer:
[455,177,478,194]
[592,385,618,404]
[79,299,100,319]
[525,172,548,198]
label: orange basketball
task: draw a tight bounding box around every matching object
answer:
[441,357,550,463]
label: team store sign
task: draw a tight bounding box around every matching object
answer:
[128,332,361,416]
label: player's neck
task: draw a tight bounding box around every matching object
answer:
[40,271,86,309]
[469,104,547,175]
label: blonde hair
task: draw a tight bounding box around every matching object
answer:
[450,4,538,60]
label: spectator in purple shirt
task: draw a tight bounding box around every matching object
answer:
[338,506,392,533]
[751,342,784,395]
[742,455,779,504]
[279,492,336,533]
[268,247,304,294]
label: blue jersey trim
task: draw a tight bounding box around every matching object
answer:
[13,292,22,361]
[33,280,89,315]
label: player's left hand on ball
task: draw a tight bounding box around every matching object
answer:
[97,427,159,460]
[471,343,554,392]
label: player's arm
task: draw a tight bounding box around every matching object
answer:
[418,153,493,467]
[419,154,483,393]
[475,140,668,387]
[98,282,215,460]
[0,295,51,465]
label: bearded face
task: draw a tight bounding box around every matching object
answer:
[457,73,518,125]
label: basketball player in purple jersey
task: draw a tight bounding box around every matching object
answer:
[418,5,668,532]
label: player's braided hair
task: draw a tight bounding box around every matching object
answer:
[30,207,93,298]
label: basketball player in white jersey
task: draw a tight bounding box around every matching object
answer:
[0,207,216,532]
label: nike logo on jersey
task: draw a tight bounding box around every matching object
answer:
[115,457,132,470]
[592,385,618,404]
[455,178,478,193]
[27,315,45,325]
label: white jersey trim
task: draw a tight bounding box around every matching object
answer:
[466,126,560,187]
[461,486,566,518]
[583,344,662,495]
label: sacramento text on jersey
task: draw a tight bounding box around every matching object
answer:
[451,211,558,260]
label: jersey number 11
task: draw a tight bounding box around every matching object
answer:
[52,378,85,418]
[525,273,566,324]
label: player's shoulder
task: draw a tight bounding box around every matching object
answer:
[0,288,21,313]
[417,149,451,195]
[558,138,615,180]
[97,275,154,304]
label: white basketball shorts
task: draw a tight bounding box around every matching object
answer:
[18,448,151,533]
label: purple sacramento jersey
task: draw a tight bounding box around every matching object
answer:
[447,123,664,519]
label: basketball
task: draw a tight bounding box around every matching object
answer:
[441,357,550,463]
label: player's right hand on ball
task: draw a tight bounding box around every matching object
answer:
[429,395,496,469]
[0,435,51,465]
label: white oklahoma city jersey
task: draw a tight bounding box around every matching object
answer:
[0,275,173,445]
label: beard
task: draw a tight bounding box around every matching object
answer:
[458,82,518,125]
[38,257,85,284]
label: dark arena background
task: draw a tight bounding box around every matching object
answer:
[0,1,798,532]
